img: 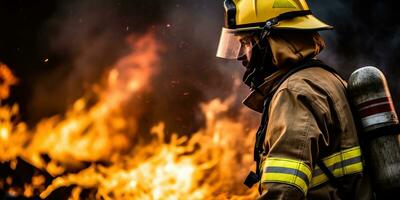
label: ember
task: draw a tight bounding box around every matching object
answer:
[0,32,258,199]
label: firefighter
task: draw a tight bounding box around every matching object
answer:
[216,0,372,199]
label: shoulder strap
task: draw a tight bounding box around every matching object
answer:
[316,159,352,199]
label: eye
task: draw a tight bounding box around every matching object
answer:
[240,38,251,46]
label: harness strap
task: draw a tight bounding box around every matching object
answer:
[316,159,341,187]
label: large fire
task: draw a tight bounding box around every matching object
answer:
[0,32,258,199]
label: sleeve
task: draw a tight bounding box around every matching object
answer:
[258,87,331,200]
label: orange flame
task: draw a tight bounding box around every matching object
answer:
[0,63,18,100]
[0,64,27,161]
[0,32,259,199]
[24,32,162,169]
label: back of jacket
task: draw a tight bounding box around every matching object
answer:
[257,67,372,199]
[242,32,373,199]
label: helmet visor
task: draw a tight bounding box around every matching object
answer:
[216,28,251,60]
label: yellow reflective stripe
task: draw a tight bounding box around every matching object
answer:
[310,146,363,188]
[310,170,327,187]
[261,157,312,195]
[344,162,363,175]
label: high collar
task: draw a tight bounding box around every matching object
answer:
[242,32,326,113]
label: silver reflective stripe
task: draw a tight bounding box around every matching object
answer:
[361,112,397,131]
[310,146,363,188]
[313,156,362,177]
[265,167,310,185]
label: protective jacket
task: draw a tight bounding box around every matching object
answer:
[243,32,373,200]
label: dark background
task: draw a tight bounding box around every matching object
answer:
[0,0,399,135]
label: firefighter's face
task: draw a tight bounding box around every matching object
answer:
[236,34,276,88]
[236,35,254,68]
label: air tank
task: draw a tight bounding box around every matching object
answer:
[348,66,400,196]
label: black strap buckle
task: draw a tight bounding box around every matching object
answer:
[244,171,260,188]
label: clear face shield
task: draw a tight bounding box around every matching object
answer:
[216,28,257,60]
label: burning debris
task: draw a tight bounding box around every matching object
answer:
[0,33,258,199]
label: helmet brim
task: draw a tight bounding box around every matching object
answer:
[274,14,333,30]
[231,14,333,32]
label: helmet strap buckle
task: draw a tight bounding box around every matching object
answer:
[260,18,278,41]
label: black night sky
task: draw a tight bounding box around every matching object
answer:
[0,0,399,134]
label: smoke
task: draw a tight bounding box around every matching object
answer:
[138,1,223,134]
[26,0,243,136]
[310,0,400,72]
[309,0,400,108]
[7,0,400,133]
[31,0,125,120]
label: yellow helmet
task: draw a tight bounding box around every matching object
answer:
[216,0,333,59]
